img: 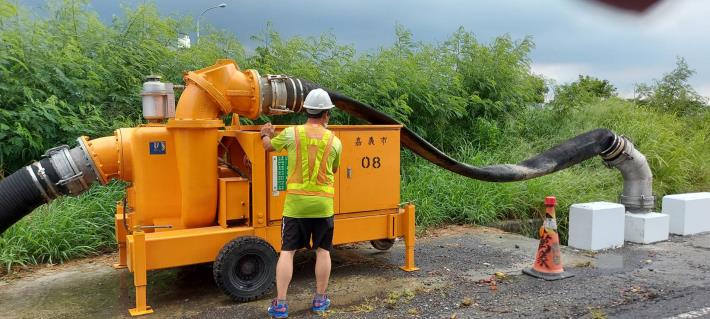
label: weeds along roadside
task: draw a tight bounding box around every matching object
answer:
[0,182,124,274]
[402,99,710,242]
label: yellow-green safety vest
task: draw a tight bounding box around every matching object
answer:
[286,125,336,198]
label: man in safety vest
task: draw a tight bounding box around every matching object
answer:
[260,88,342,318]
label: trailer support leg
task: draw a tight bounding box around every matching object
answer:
[400,203,419,272]
[129,230,153,316]
[113,206,128,269]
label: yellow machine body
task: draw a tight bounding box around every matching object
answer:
[116,124,408,268]
[79,60,418,316]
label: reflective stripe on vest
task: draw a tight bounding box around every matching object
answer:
[286,125,335,198]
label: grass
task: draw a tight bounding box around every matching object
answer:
[0,182,124,274]
[589,307,608,319]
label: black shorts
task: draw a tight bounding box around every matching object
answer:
[281,216,334,252]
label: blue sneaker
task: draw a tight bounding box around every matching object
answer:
[267,299,288,318]
[312,294,331,313]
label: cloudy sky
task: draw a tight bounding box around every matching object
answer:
[19,0,710,98]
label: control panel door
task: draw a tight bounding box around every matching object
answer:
[338,129,400,214]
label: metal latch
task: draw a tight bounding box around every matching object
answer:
[133,225,173,231]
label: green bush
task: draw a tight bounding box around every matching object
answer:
[0,0,245,173]
[0,96,110,174]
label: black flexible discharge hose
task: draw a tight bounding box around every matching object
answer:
[295,80,617,182]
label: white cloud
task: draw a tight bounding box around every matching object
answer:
[696,83,710,100]
[530,63,591,84]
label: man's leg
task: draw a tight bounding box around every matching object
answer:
[276,250,296,299]
[269,217,303,317]
[311,216,334,313]
[314,248,331,294]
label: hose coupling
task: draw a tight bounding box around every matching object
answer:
[25,144,100,201]
[260,75,305,115]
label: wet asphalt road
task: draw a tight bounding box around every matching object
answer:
[1,225,709,319]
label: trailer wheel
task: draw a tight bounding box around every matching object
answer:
[213,236,277,302]
[370,239,395,251]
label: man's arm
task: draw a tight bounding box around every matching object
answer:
[332,138,341,173]
[260,123,275,152]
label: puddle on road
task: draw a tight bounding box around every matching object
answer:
[0,263,227,319]
[0,246,418,319]
[594,249,653,272]
[596,254,625,269]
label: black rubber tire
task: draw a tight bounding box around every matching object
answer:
[213,236,277,302]
[370,239,395,251]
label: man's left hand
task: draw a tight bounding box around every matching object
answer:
[260,122,275,138]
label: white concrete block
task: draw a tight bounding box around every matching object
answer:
[568,202,625,251]
[624,213,669,244]
[662,192,710,235]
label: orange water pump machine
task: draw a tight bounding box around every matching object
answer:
[72,60,418,316]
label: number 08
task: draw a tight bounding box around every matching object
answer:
[361,156,381,169]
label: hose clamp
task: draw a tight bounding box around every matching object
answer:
[620,194,656,212]
[295,78,304,113]
[602,136,635,167]
[25,166,51,202]
[601,135,626,161]
[33,161,59,198]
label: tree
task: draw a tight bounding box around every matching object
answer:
[550,75,617,113]
[634,57,708,115]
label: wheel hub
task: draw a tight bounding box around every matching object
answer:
[239,257,256,276]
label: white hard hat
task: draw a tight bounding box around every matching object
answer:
[303,88,335,114]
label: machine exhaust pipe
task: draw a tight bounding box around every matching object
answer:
[0,140,100,234]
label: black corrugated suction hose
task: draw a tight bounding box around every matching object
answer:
[296,80,618,182]
[0,166,46,234]
[0,144,97,235]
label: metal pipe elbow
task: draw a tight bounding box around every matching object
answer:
[601,136,655,213]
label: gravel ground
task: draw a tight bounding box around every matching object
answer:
[1,225,709,319]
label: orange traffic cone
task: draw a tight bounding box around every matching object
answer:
[522,196,574,281]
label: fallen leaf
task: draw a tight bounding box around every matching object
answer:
[460,297,473,307]
[489,275,498,291]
